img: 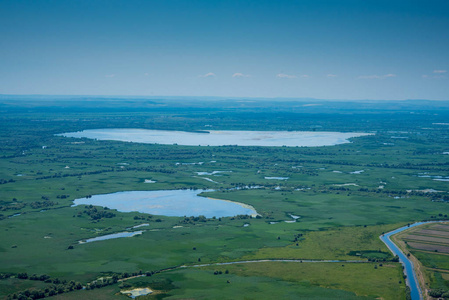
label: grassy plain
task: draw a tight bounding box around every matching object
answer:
[0,98,448,299]
[118,262,405,300]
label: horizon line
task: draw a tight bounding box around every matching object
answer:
[0,94,448,102]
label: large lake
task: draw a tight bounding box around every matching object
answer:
[58,129,372,147]
[73,190,258,218]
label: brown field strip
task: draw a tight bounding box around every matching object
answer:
[428,224,449,232]
[416,251,449,257]
[425,268,449,274]
[416,229,449,238]
[408,242,449,253]
[404,234,449,244]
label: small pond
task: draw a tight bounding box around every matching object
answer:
[57,128,372,147]
[80,231,144,244]
[73,190,258,218]
[265,177,289,180]
[121,287,152,299]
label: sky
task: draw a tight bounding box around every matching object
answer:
[0,0,448,100]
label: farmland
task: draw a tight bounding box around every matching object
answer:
[395,222,449,298]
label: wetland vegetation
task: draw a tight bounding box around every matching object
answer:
[0,97,449,299]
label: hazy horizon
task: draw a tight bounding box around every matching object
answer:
[0,93,448,102]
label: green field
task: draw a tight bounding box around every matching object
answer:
[118,262,405,300]
[1,98,449,299]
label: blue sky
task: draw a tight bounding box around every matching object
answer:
[0,0,448,100]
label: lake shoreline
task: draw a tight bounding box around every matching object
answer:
[57,128,373,147]
[72,189,258,218]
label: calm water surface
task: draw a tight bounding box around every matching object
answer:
[80,231,143,244]
[58,129,372,147]
[73,190,258,218]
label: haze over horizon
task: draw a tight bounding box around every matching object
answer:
[1,0,448,100]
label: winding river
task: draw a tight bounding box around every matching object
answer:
[379,221,446,300]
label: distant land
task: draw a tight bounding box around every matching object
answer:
[1,94,448,111]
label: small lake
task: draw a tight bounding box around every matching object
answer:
[73,190,258,218]
[57,129,372,147]
[121,287,152,299]
[80,231,144,244]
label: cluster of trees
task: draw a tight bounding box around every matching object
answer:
[34,165,176,182]
[30,201,57,209]
[1,273,83,300]
[84,277,117,290]
[293,233,303,243]
[229,214,251,220]
[117,270,146,278]
[213,270,229,275]
[0,273,15,279]
[0,178,15,184]
[179,215,208,224]
[289,168,319,176]
[133,214,152,220]
[429,213,449,219]
[429,289,449,299]
[367,257,390,262]
[2,269,160,300]
[431,195,449,203]
[0,195,57,214]
[28,274,50,281]
[77,205,116,220]
[366,161,449,171]
[118,166,176,174]
[0,202,26,211]
[7,281,84,299]
[347,251,398,262]
[14,272,62,284]
[178,214,253,225]
[328,185,449,203]
[35,169,115,180]
[1,199,58,212]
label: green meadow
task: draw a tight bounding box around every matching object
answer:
[1,98,448,299]
[119,262,405,300]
